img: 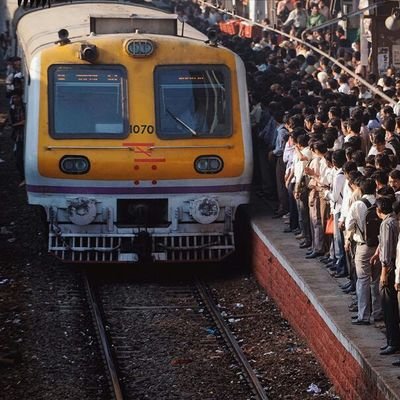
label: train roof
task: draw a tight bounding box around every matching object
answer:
[14,1,207,65]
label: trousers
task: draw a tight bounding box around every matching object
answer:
[381,268,400,346]
[355,243,382,321]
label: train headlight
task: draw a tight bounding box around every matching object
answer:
[190,197,220,224]
[194,156,223,174]
[67,198,97,226]
[60,156,90,174]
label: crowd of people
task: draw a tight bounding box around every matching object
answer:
[6,56,24,187]
[1,30,25,187]
[175,0,400,362]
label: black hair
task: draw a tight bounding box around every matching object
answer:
[351,150,366,167]
[360,178,376,195]
[389,169,400,180]
[314,140,328,154]
[376,195,395,214]
[348,170,363,186]
[332,149,346,168]
[375,153,392,171]
[371,170,389,185]
[343,161,357,174]
[393,200,400,214]
[382,116,396,133]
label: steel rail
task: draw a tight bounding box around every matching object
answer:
[84,274,125,400]
[199,0,397,106]
[195,279,269,400]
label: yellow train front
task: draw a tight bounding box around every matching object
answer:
[15,1,253,263]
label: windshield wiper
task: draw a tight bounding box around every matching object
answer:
[166,108,198,136]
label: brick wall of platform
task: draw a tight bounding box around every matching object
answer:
[251,230,390,400]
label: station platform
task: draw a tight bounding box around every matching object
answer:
[248,198,400,400]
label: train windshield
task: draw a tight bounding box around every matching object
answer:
[155,66,231,138]
[49,65,127,138]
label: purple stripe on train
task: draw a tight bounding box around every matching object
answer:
[26,184,252,195]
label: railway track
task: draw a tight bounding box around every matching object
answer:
[84,272,269,400]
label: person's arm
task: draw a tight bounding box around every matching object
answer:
[395,238,400,290]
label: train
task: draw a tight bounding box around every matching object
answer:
[10,0,253,263]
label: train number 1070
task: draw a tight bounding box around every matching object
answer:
[130,124,155,134]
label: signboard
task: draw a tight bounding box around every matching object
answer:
[377,47,389,74]
[393,45,400,68]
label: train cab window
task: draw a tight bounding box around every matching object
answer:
[49,65,127,138]
[155,66,231,138]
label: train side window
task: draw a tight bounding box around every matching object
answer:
[154,65,232,139]
[48,65,128,139]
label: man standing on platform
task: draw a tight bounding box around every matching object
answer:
[345,178,382,325]
[371,197,400,354]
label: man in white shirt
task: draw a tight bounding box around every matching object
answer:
[324,150,347,275]
[293,133,313,248]
[345,178,382,325]
[368,130,396,156]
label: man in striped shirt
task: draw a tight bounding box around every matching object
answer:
[371,197,400,354]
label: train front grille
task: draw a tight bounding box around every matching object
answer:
[49,232,235,263]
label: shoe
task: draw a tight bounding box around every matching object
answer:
[324,262,334,269]
[319,257,332,264]
[380,346,399,355]
[380,344,389,351]
[352,320,370,325]
[343,286,356,294]
[283,227,293,233]
[306,249,314,255]
[272,212,286,219]
[392,359,400,366]
[283,213,290,219]
[351,315,358,320]
[299,242,311,249]
[340,281,352,289]
[348,304,358,312]
[292,229,301,235]
[332,273,347,278]
[305,251,324,259]
[295,233,304,240]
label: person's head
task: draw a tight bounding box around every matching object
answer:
[322,132,337,149]
[346,135,362,151]
[371,130,386,152]
[389,169,400,192]
[371,170,389,189]
[332,149,346,169]
[311,4,319,15]
[296,133,310,149]
[360,178,376,195]
[347,118,361,134]
[382,116,396,136]
[365,154,376,167]
[377,185,396,200]
[375,153,392,171]
[351,150,366,167]
[343,160,357,177]
[348,170,363,190]
[313,140,327,156]
[376,196,395,219]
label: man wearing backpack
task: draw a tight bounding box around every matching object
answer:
[345,178,382,325]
